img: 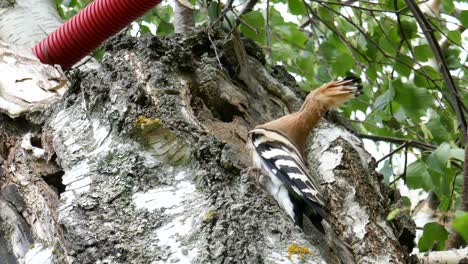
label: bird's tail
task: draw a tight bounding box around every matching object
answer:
[321,219,356,264]
[308,76,363,108]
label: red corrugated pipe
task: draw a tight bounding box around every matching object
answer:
[33,0,162,69]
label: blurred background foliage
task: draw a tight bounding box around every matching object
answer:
[54,0,467,252]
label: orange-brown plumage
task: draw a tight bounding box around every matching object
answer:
[256,78,362,156]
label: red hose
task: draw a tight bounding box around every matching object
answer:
[33,0,162,69]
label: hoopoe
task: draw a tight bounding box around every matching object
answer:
[248,77,362,262]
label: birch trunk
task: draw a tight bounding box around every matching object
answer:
[0,29,416,263]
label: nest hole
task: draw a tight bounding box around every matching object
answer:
[42,171,66,197]
[212,100,244,123]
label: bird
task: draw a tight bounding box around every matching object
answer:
[248,76,362,261]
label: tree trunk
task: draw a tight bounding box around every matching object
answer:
[173,0,195,34]
[0,29,416,263]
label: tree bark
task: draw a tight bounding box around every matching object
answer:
[0,29,416,263]
[0,0,62,48]
[173,0,195,34]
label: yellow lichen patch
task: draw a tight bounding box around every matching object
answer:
[135,116,160,131]
[204,209,217,222]
[287,243,312,260]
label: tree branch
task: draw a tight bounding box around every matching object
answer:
[239,0,258,16]
[463,142,468,211]
[315,1,446,91]
[416,247,468,264]
[376,142,408,164]
[404,0,467,144]
[357,133,437,151]
[174,0,195,34]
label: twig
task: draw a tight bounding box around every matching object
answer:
[305,5,371,63]
[302,0,405,14]
[357,133,437,150]
[69,47,103,73]
[394,0,416,60]
[231,10,258,34]
[266,0,272,61]
[239,0,258,16]
[462,142,468,211]
[376,142,408,164]
[427,19,468,52]
[314,1,450,94]
[207,31,223,68]
[389,174,404,186]
[388,145,408,186]
[403,145,408,182]
[300,19,311,29]
[404,0,467,144]
[210,0,235,28]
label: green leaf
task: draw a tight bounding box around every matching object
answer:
[383,0,406,10]
[425,113,450,143]
[379,35,397,56]
[418,222,448,252]
[461,10,468,27]
[407,161,432,191]
[139,25,152,35]
[449,148,465,161]
[442,0,455,14]
[439,167,455,198]
[394,81,433,120]
[156,21,174,36]
[387,208,402,221]
[393,104,407,122]
[452,213,468,242]
[447,30,461,46]
[427,143,451,173]
[414,45,432,62]
[270,7,286,25]
[437,196,451,211]
[380,160,393,184]
[402,196,412,208]
[374,86,394,110]
[394,55,413,77]
[276,24,307,47]
[414,65,440,88]
[454,172,463,194]
[332,52,355,76]
[319,35,355,76]
[288,0,306,15]
[446,48,462,70]
[240,11,266,44]
[366,66,378,81]
[400,20,417,39]
[155,5,174,22]
[207,2,221,22]
[296,55,316,74]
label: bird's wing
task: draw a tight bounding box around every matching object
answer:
[251,132,327,218]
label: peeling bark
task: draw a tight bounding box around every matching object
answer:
[0,0,62,48]
[0,41,69,117]
[417,247,468,264]
[0,30,416,263]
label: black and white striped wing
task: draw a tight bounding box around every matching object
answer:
[250,133,327,219]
